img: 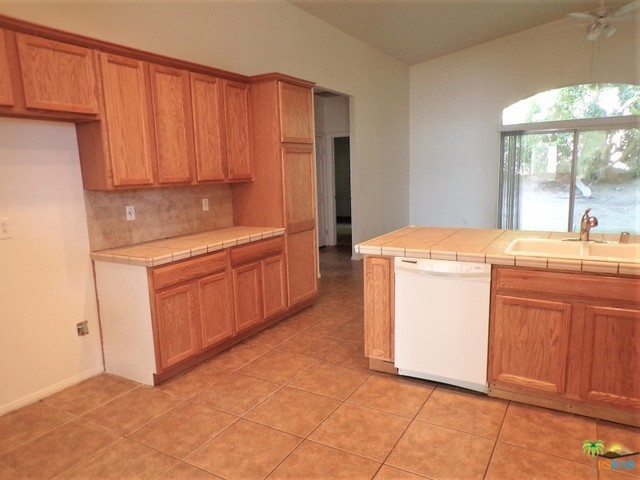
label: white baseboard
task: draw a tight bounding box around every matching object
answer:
[0,366,105,416]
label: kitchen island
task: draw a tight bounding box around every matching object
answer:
[356,226,640,427]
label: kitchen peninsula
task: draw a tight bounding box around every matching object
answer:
[357,226,640,427]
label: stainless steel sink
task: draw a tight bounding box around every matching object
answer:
[504,238,640,263]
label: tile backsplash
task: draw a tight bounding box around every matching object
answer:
[84,184,233,251]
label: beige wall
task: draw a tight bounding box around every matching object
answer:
[0,1,410,411]
[409,17,639,228]
[0,118,104,414]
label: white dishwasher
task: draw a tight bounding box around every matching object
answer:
[394,257,491,393]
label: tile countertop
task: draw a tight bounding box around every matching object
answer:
[355,226,640,277]
[90,226,285,267]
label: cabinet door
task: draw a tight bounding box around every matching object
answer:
[283,146,316,231]
[286,229,318,307]
[279,82,313,143]
[0,29,14,106]
[262,255,288,319]
[191,73,226,181]
[489,295,572,395]
[149,64,195,184]
[155,283,201,370]
[100,53,154,186]
[364,256,394,361]
[232,262,263,332]
[224,80,252,180]
[580,306,640,409]
[16,33,99,114]
[199,272,235,348]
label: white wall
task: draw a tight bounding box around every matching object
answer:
[0,118,104,414]
[0,1,409,410]
[409,18,639,228]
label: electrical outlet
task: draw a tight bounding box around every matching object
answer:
[76,321,89,336]
[202,198,209,211]
[0,217,10,240]
[126,205,135,221]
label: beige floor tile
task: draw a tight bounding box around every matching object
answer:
[499,403,597,465]
[268,440,380,480]
[348,374,434,418]
[415,387,507,438]
[83,386,183,435]
[309,403,410,462]
[275,333,344,359]
[58,438,178,479]
[238,350,317,384]
[193,373,281,416]
[0,402,75,455]
[486,442,596,480]
[160,462,224,479]
[130,401,238,459]
[198,343,270,374]
[374,465,428,479]
[1,419,121,479]
[245,387,340,437]
[42,374,139,415]
[386,421,494,480]
[305,316,356,339]
[244,322,304,349]
[156,367,221,399]
[187,419,301,480]
[288,361,371,400]
[323,340,370,370]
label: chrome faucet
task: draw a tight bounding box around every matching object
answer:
[579,208,598,241]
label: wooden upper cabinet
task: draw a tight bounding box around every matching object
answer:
[279,82,313,144]
[99,53,154,187]
[149,64,195,184]
[0,29,14,106]
[224,79,252,180]
[190,73,226,181]
[15,33,99,115]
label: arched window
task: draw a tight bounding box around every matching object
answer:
[499,84,639,234]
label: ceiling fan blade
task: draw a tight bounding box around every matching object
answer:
[587,22,603,40]
[568,12,599,20]
[611,0,640,16]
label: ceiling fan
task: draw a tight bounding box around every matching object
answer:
[567,0,640,40]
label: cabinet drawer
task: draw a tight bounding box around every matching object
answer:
[153,251,227,290]
[493,267,640,305]
[230,237,284,267]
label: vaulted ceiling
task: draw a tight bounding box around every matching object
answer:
[288,0,634,65]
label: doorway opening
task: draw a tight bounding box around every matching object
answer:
[314,89,351,250]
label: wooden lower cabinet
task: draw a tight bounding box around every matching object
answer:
[232,262,263,332]
[155,283,201,370]
[231,238,288,332]
[490,295,572,394]
[489,266,640,426]
[199,272,234,348]
[363,255,394,362]
[286,229,317,307]
[152,251,233,372]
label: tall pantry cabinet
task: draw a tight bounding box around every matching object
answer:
[232,75,318,309]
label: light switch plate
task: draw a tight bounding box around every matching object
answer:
[126,206,135,221]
